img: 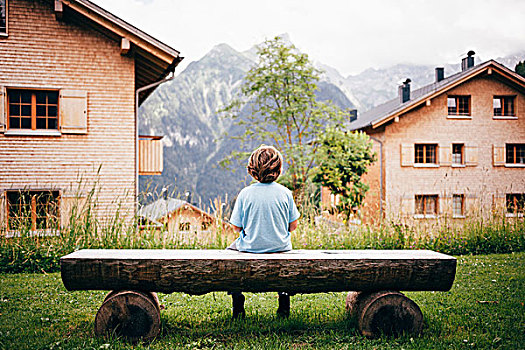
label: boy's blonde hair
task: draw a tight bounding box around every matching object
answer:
[247,145,283,183]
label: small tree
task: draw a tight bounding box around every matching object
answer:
[220,36,345,203]
[312,127,376,221]
[516,60,525,78]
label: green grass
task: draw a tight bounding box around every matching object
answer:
[1,252,524,349]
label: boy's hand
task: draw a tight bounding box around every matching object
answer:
[288,220,298,232]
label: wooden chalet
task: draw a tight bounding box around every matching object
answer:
[0,0,182,233]
[138,197,234,243]
[334,53,525,222]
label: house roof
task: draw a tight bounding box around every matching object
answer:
[60,0,183,103]
[138,198,213,223]
[348,60,525,131]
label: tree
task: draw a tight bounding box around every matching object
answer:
[312,127,376,221]
[221,36,345,202]
[516,61,525,78]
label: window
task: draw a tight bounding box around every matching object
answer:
[415,195,438,216]
[506,144,525,164]
[415,144,437,164]
[7,89,59,130]
[452,194,464,217]
[506,194,524,214]
[179,222,190,231]
[0,0,6,35]
[493,96,515,117]
[447,96,470,116]
[6,191,60,231]
[452,144,464,165]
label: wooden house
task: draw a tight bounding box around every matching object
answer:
[138,197,234,243]
[338,53,525,222]
[338,52,525,220]
[0,0,182,233]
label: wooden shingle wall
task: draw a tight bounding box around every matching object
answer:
[374,75,525,220]
[0,0,137,227]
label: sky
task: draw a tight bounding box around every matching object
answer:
[91,0,525,77]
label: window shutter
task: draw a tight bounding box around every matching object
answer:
[59,89,87,134]
[465,195,479,216]
[60,193,86,228]
[439,144,451,166]
[493,144,505,166]
[0,86,5,133]
[440,195,452,216]
[465,145,478,166]
[60,195,73,229]
[492,194,506,214]
[400,143,414,167]
[401,196,413,216]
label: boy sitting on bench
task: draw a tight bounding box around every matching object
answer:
[227,145,300,318]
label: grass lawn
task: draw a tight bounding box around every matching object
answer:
[0,252,523,350]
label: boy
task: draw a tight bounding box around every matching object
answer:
[228,145,300,318]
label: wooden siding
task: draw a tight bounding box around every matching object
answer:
[366,74,525,220]
[0,0,136,226]
[139,137,163,175]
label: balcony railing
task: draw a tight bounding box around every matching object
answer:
[139,135,163,175]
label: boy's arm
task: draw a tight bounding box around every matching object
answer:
[232,225,242,232]
[288,219,298,232]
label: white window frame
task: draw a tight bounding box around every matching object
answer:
[0,0,7,37]
[414,194,439,219]
[452,194,465,218]
[452,144,464,166]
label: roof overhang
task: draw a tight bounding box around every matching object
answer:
[57,0,183,103]
[370,61,525,129]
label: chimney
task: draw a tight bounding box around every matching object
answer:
[399,78,411,103]
[461,50,475,71]
[435,67,445,82]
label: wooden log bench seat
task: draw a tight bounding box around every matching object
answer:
[60,249,457,341]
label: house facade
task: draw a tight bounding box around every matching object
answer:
[138,197,234,243]
[346,54,525,222]
[0,0,181,232]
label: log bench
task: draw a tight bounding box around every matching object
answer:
[60,249,456,341]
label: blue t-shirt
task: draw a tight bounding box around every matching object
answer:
[230,182,300,253]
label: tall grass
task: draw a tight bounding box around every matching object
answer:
[293,216,524,255]
[1,184,524,273]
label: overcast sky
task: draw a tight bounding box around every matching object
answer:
[92,0,525,77]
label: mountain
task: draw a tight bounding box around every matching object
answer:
[342,50,525,111]
[138,41,355,208]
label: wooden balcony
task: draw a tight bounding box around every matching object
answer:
[139,135,163,175]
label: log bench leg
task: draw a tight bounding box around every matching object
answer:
[276,292,290,318]
[230,292,246,319]
[103,290,161,313]
[95,290,161,342]
[346,291,423,338]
